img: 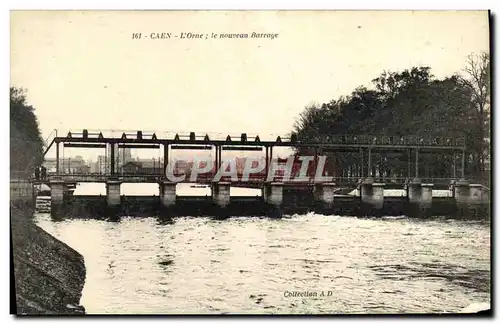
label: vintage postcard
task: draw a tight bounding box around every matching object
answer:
[10,10,491,316]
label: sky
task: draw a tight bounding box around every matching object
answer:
[10,10,489,160]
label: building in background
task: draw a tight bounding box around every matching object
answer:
[43,156,89,174]
[116,147,133,170]
[90,159,100,173]
[121,159,162,175]
[95,155,108,174]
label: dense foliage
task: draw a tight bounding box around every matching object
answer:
[292,54,490,182]
[10,87,44,177]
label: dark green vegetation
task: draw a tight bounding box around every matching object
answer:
[293,53,490,185]
[10,87,44,178]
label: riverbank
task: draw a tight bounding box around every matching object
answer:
[11,201,86,315]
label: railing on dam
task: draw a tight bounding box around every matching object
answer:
[46,130,467,150]
[32,172,460,187]
[312,135,465,147]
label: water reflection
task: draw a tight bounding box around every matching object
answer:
[34,213,490,314]
[369,263,490,293]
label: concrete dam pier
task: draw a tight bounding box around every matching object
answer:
[48,179,490,220]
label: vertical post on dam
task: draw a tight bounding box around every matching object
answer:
[263,182,283,218]
[360,147,385,216]
[159,181,177,216]
[360,178,385,216]
[313,182,336,214]
[106,179,121,217]
[407,179,433,217]
[50,178,66,218]
[212,182,231,208]
[421,184,434,209]
[454,180,489,218]
[110,142,116,175]
[163,142,169,176]
[453,179,470,218]
[55,141,60,175]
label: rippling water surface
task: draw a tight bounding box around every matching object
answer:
[34,213,490,314]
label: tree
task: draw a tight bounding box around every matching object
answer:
[372,66,433,100]
[291,59,489,183]
[10,87,44,178]
[457,52,490,174]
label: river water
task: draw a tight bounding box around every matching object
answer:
[33,211,490,314]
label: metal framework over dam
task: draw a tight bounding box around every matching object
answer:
[42,130,468,181]
[34,129,489,218]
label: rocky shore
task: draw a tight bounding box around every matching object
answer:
[11,202,86,315]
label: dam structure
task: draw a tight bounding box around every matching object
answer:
[33,130,489,219]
